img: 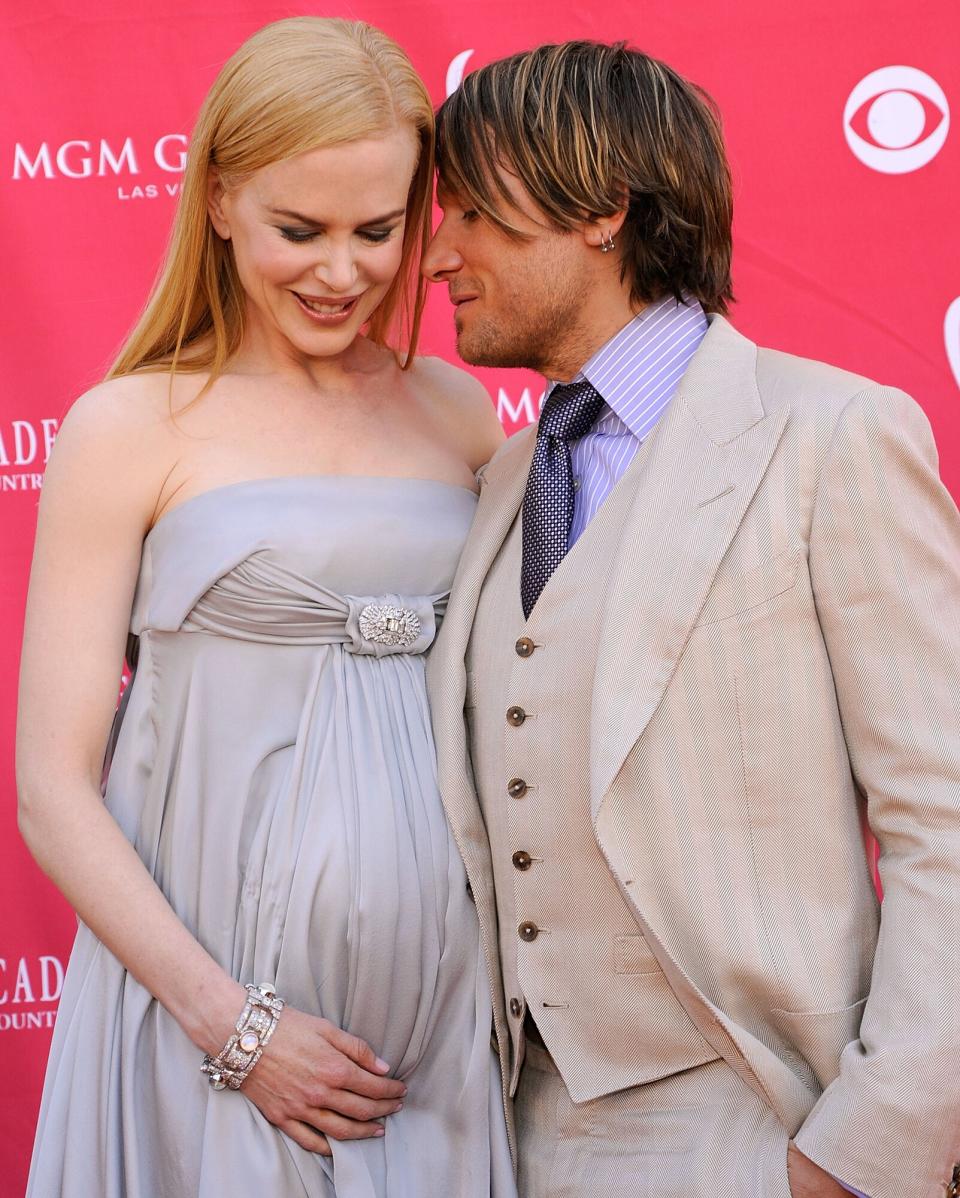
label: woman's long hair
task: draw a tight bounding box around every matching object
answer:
[108,17,434,389]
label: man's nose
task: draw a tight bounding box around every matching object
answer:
[422,222,463,282]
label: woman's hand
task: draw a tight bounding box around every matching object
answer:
[241,1008,407,1155]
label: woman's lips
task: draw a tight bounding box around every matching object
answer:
[293,292,360,325]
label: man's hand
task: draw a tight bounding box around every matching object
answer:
[787,1142,852,1197]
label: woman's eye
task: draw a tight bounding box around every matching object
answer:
[279,225,398,245]
[358,228,396,244]
[461,209,480,224]
[279,227,317,243]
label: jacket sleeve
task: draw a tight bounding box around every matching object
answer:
[796,385,960,1198]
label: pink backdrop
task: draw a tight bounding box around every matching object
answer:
[2,1,958,1189]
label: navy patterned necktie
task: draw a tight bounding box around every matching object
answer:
[521,379,607,619]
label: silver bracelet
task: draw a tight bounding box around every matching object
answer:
[201,982,285,1091]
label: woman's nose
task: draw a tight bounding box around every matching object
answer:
[314,245,358,292]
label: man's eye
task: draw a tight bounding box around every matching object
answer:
[279,227,317,243]
[462,210,480,223]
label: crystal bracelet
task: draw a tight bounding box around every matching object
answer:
[201,982,285,1090]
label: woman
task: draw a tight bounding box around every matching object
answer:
[18,18,514,1197]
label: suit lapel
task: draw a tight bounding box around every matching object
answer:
[590,315,790,818]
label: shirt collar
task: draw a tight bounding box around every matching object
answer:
[547,293,709,441]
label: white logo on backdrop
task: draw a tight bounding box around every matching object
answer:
[446,50,475,97]
[0,955,64,1031]
[945,297,960,391]
[843,66,949,173]
[496,388,544,429]
[0,417,59,493]
[11,136,187,201]
[12,135,187,180]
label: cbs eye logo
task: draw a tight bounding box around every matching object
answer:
[946,297,960,392]
[446,50,474,97]
[844,66,950,173]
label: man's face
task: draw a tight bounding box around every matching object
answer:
[422,169,590,375]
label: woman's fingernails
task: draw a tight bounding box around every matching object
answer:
[375,1057,390,1072]
[374,1126,386,1137]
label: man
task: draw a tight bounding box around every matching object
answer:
[421,40,960,1198]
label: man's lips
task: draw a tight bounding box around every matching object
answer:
[450,293,479,308]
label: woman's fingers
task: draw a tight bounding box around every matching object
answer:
[337,1058,407,1102]
[313,1022,406,1101]
[321,1091,404,1122]
[326,1024,391,1075]
[306,1109,388,1142]
[239,1008,407,1137]
[280,1120,333,1156]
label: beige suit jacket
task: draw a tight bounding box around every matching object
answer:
[427,316,960,1198]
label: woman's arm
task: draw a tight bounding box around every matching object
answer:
[17,379,405,1153]
[17,381,223,1030]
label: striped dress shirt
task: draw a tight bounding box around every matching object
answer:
[545,293,869,1198]
[555,293,708,545]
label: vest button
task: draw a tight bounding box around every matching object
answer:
[509,997,523,1017]
[515,636,535,658]
[507,777,528,798]
[512,850,533,871]
[518,921,539,942]
[506,705,527,727]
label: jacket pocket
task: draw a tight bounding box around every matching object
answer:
[614,933,663,975]
[696,548,802,626]
[769,997,868,1090]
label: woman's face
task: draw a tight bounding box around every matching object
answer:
[209,130,420,363]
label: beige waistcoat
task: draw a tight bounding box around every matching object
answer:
[465,488,719,1102]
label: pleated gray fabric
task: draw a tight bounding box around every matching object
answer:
[27,475,516,1198]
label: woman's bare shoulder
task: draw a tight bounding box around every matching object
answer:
[46,373,197,528]
[410,354,490,404]
[57,370,209,453]
[65,371,165,426]
[409,356,504,470]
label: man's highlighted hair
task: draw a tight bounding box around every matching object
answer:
[436,40,734,314]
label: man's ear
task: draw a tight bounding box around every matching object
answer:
[207,168,231,240]
[582,208,627,251]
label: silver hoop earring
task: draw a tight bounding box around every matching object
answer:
[600,232,615,253]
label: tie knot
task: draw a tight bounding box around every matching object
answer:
[538,379,606,444]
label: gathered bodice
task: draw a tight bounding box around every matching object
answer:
[129,474,478,655]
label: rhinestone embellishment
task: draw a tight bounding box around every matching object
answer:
[239,1031,260,1054]
[358,603,422,648]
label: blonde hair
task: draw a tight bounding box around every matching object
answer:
[109,17,434,386]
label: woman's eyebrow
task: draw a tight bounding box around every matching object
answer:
[267,206,406,225]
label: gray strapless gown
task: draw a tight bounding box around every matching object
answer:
[27,476,516,1198]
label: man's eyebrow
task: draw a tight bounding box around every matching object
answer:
[266,207,406,225]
